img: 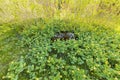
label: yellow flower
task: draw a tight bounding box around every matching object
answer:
[83,75,86,78]
[72,70,74,73]
[36,78,39,80]
[27,70,30,73]
[77,68,80,70]
[2,76,5,79]
[60,75,62,78]
[115,77,118,80]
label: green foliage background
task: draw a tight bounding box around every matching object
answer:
[0,0,120,80]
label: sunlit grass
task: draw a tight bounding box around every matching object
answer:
[0,0,119,25]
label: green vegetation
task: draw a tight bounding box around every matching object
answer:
[0,0,120,80]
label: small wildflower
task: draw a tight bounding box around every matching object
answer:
[7,76,11,78]
[115,77,118,80]
[11,61,14,64]
[27,70,30,73]
[83,75,86,78]
[72,70,74,73]
[2,76,5,79]
[77,68,80,70]
[36,78,39,80]
[60,75,62,78]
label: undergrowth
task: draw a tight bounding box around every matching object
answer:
[2,20,120,80]
[0,0,120,79]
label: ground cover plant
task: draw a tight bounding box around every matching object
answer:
[0,0,120,80]
[2,20,120,80]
